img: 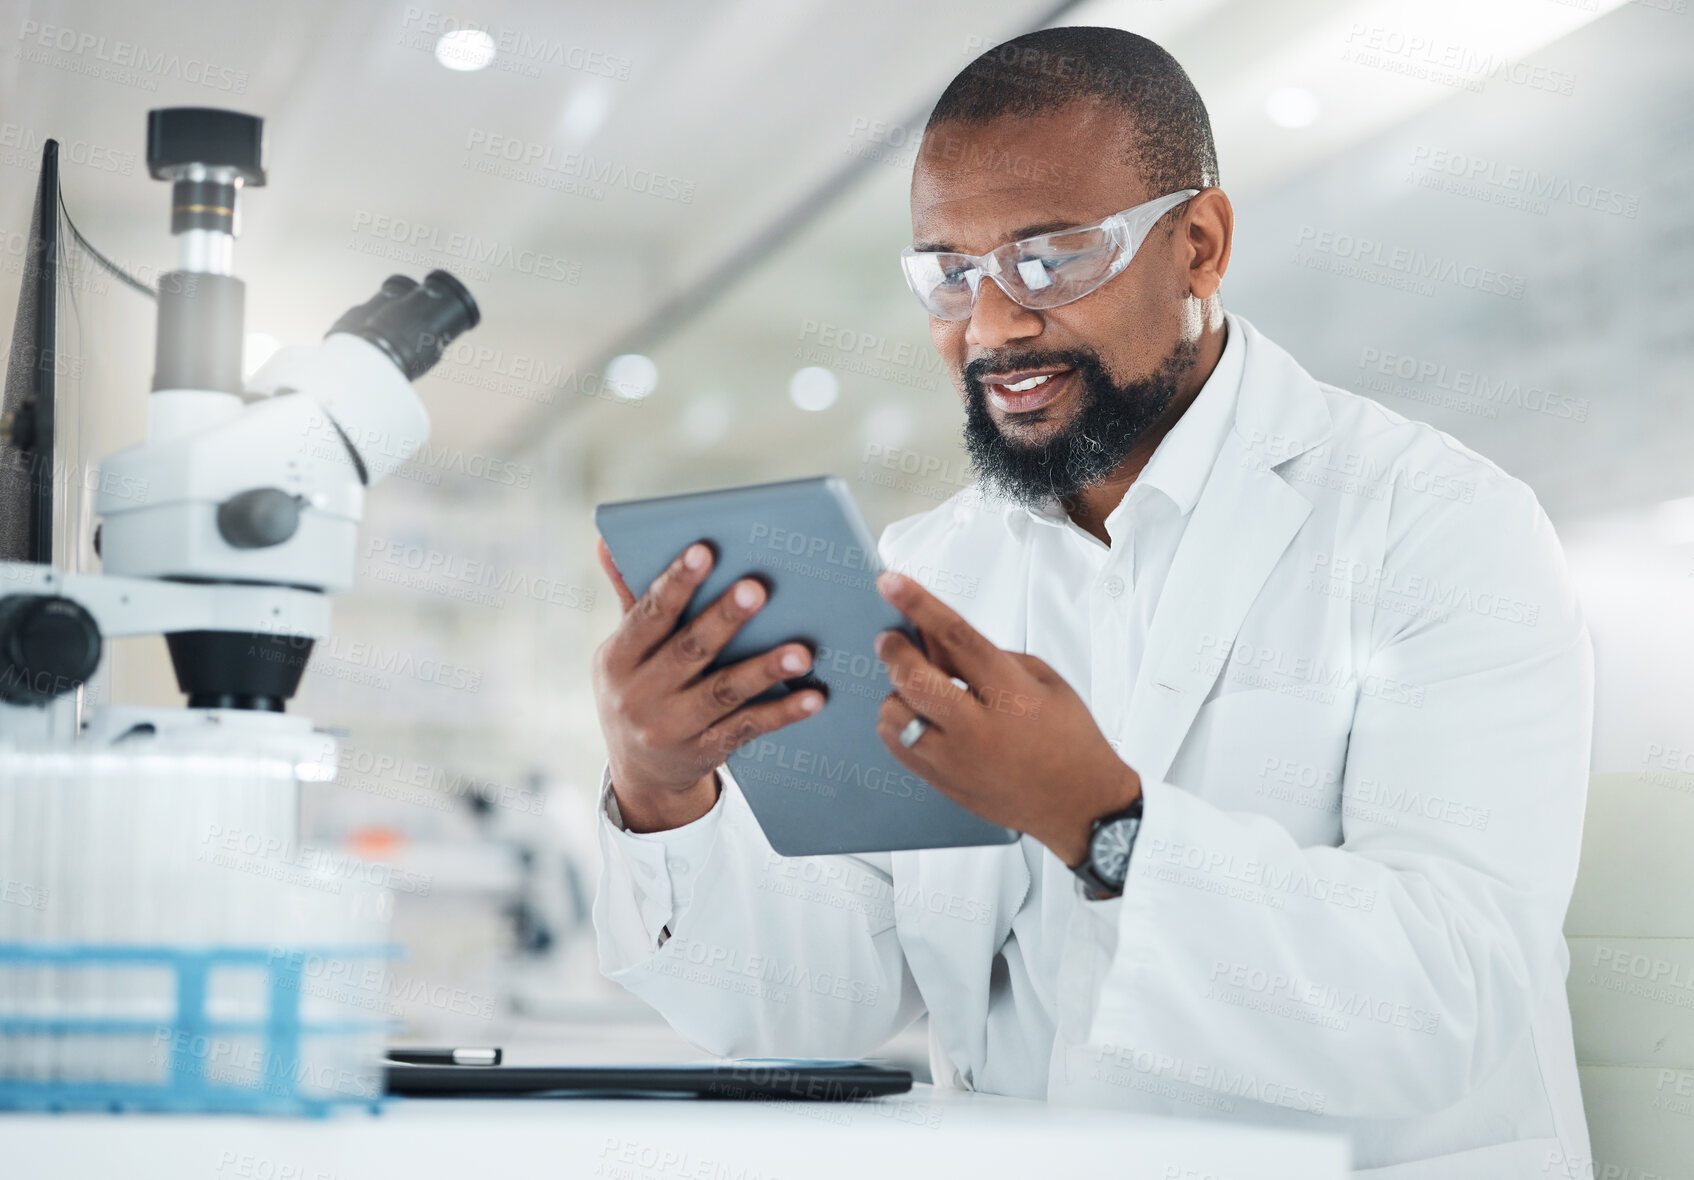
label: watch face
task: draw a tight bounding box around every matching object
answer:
[1090,816,1140,886]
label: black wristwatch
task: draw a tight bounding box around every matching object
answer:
[1069,795,1143,900]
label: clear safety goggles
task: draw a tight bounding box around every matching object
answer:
[900,189,1199,321]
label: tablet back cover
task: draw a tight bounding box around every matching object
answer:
[596,475,1019,855]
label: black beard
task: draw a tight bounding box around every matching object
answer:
[961,338,1198,508]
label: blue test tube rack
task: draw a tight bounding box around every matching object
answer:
[0,943,399,1116]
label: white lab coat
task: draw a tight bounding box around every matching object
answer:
[594,316,1593,1178]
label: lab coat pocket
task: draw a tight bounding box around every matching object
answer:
[1172,686,1355,845]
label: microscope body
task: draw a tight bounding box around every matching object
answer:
[0,107,478,753]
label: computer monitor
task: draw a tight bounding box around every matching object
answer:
[2,137,156,577]
[0,138,60,565]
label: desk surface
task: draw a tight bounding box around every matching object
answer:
[10,1083,1349,1179]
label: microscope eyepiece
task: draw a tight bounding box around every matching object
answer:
[337,270,480,381]
[327,275,418,339]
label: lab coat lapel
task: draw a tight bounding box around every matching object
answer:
[1117,322,1331,785]
[895,515,1033,1089]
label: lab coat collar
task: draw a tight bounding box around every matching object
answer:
[1115,317,1335,782]
[987,312,1330,540]
[1127,310,1245,518]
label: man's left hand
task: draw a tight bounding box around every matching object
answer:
[873,571,1141,867]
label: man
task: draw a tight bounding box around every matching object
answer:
[590,26,1593,1178]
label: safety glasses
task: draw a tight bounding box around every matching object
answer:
[900,188,1199,322]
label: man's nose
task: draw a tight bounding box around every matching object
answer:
[965,278,1044,351]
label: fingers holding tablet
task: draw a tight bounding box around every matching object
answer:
[696,680,826,764]
[680,639,818,735]
[600,540,714,669]
[593,538,828,833]
[658,573,768,684]
[875,628,971,726]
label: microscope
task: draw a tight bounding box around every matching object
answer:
[0,107,480,761]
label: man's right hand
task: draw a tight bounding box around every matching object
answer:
[591,537,824,833]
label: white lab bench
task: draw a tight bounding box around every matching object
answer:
[8,1084,1350,1179]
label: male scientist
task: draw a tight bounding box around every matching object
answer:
[590,26,1593,1178]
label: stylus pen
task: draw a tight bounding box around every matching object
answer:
[386,1047,503,1066]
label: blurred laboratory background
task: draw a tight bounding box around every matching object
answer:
[1,0,1688,1138]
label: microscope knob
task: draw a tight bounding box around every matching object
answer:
[217,487,305,549]
[0,595,103,706]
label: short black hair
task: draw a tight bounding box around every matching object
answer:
[925,26,1219,197]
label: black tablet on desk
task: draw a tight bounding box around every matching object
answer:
[384,1060,912,1101]
[596,475,1020,856]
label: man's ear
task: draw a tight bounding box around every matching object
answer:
[1184,187,1233,300]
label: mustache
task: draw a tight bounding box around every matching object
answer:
[961,348,1103,394]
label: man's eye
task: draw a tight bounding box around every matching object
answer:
[1029,253,1082,271]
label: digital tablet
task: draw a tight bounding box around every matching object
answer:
[384,1059,913,1101]
[595,475,1020,856]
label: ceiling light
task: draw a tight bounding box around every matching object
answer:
[605,353,658,400]
[436,29,496,72]
[789,366,838,412]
